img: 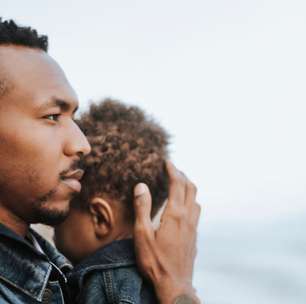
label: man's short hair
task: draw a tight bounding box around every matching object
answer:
[74,99,170,222]
[0,18,48,98]
[0,18,48,50]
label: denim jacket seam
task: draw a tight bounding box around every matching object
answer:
[48,281,65,303]
[118,295,137,304]
[0,238,63,301]
[37,263,52,301]
[0,274,43,301]
[76,261,135,288]
[0,262,52,301]
[83,261,134,271]
[103,270,116,304]
[0,225,69,303]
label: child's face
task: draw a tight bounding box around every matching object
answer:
[54,198,134,264]
[54,207,99,264]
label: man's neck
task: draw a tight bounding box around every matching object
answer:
[0,205,29,237]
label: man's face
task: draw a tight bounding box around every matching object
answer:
[0,46,91,226]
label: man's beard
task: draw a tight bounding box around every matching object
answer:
[33,189,78,226]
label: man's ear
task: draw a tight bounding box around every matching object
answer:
[89,197,114,239]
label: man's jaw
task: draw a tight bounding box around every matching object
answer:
[29,164,84,226]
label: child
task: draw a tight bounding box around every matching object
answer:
[54,99,170,303]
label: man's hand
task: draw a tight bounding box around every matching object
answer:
[133,161,201,304]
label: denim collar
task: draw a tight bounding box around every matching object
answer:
[70,239,136,289]
[0,223,72,301]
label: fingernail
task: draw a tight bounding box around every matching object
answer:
[134,183,147,196]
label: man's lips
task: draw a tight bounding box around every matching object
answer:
[60,169,84,193]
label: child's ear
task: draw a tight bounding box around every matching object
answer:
[89,197,114,239]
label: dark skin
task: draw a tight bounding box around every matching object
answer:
[0,45,201,303]
[0,45,91,235]
[133,163,201,303]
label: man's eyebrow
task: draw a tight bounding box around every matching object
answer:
[38,98,79,113]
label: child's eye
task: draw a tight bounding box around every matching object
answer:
[44,114,60,122]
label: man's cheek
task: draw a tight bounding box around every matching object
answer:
[18,166,58,198]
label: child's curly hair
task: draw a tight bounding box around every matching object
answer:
[74,99,170,222]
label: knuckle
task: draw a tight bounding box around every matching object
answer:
[140,259,151,270]
[139,258,155,277]
[178,171,188,184]
[170,169,186,186]
[170,171,181,184]
[187,217,197,229]
[170,207,188,221]
[195,202,202,214]
[178,176,187,190]
[134,221,147,234]
[187,181,197,194]
[134,196,145,207]
[135,220,152,237]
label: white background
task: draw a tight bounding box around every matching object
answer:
[2,1,306,303]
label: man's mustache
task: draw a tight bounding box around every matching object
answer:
[59,159,85,179]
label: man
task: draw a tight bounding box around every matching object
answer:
[0,18,201,303]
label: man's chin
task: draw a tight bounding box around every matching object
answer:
[33,187,77,226]
[33,200,71,226]
[35,208,70,226]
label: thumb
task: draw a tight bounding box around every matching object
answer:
[133,183,153,227]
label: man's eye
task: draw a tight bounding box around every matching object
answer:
[44,114,60,122]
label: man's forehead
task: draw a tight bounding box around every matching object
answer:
[0,45,78,110]
[0,46,65,83]
[0,51,15,99]
[0,44,46,59]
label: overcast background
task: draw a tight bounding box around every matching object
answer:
[2,1,306,303]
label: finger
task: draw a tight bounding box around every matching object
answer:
[190,202,202,227]
[184,180,197,207]
[166,161,186,207]
[133,183,154,231]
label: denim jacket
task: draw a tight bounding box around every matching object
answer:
[0,223,72,304]
[69,239,158,304]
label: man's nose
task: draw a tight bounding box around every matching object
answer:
[64,122,91,157]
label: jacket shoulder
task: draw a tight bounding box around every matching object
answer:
[75,266,157,304]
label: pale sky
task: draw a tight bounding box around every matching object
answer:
[3,0,305,220]
[2,1,306,301]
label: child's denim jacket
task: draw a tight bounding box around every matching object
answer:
[68,239,158,304]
